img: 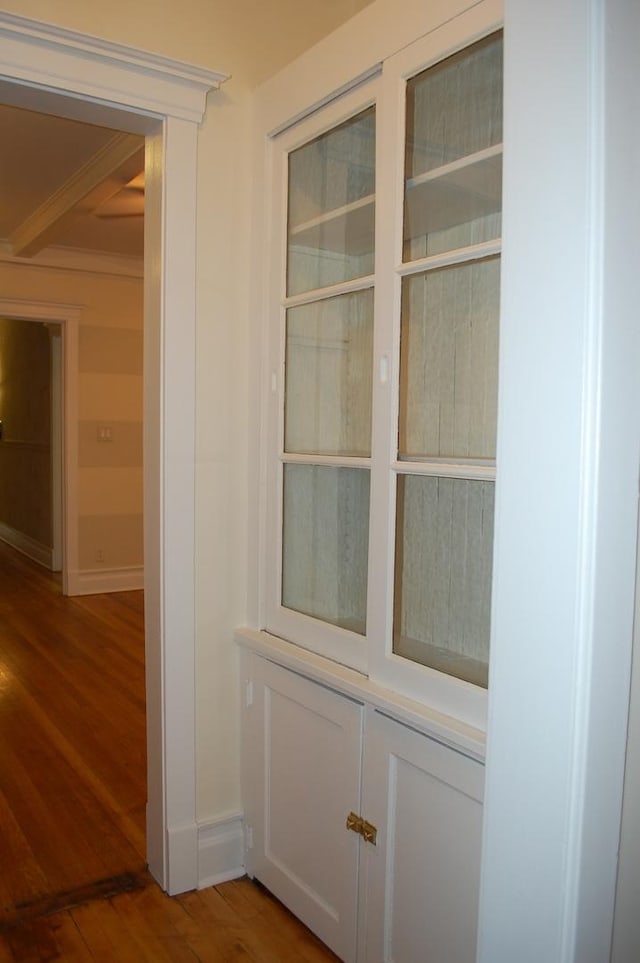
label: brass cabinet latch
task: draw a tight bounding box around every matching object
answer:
[346,811,363,834]
[361,819,377,845]
[346,811,377,845]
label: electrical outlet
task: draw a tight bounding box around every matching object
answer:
[96,549,105,562]
[97,425,113,443]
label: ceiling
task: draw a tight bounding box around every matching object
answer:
[0,2,378,264]
[0,103,145,261]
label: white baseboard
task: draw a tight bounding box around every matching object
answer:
[0,523,52,568]
[197,812,245,889]
[66,565,144,596]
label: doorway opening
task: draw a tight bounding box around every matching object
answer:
[0,300,80,594]
[0,314,61,574]
[0,10,226,894]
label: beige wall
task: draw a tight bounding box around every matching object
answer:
[0,0,374,824]
[0,0,372,88]
[0,316,52,547]
[0,260,143,573]
[77,313,143,571]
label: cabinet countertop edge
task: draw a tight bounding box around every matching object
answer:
[235,625,486,762]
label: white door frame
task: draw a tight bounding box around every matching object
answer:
[49,324,63,574]
[0,299,78,589]
[0,10,226,895]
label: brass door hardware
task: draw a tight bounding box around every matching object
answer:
[346,811,363,834]
[361,819,377,845]
[346,811,377,845]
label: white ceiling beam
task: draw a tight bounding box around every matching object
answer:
[9,131,144,257]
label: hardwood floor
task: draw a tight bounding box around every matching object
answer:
[0,540,339,962]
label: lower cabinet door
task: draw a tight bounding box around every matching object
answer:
[358,709,485,963]
[241,654,485,962]
[243,655,364,963]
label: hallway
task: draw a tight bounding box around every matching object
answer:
[0,540,338,961]
[0,538,146,915]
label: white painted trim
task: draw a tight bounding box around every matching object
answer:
[236,627,485,761]
[148,115,200,896]
[67,566,144,596]
[0,11,227,125]
[0,524,52,569]
[164,821,200,896]
[197,812,246,889]
[612,518,640,958]
[0,14,228,896]
[50,331,63,573]
[478,1,640,960]
[0,297,80,597]
[252,0,497,137]
[0,247,144,279]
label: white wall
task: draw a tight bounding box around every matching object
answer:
[0,0,373,88]
[0,257,144,584]
[194,79,251,819]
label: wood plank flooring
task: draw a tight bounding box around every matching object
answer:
[0,540,339,962]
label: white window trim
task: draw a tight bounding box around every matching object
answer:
[368,13,503,730]
[264,81,379,676]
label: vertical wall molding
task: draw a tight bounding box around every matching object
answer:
[479,1,640,960]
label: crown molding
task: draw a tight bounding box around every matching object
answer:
[0,245,143,279]
[0,11,228,124]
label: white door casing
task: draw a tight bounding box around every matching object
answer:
[0,10,227,895]
[0,299,78,589]
[49,325,63,574]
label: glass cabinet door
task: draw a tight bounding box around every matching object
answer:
[280,107,376,638]
[287,108,375,297]
[266,21,502,716]
[393,32,503,687]
[403,33,503,262]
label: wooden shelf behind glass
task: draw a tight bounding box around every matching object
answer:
[404,144,502,243]
[289,195,375,256]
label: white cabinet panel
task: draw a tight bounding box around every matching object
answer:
[242,654,364,962]
[241,651,485,963]
[360,710,484,963]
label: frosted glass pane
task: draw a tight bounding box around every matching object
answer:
[404,32,503,260]
[285,289,373,456]
[406,32,502,177]
[393,475,494,687]
[287,107,375,296]
[399,256,499,460]
[282,464,369,634]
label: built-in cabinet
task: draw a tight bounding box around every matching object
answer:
[264,4,502,729]
[240,648,484,963]
[360,711,483,963]
[241,2,501,959]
